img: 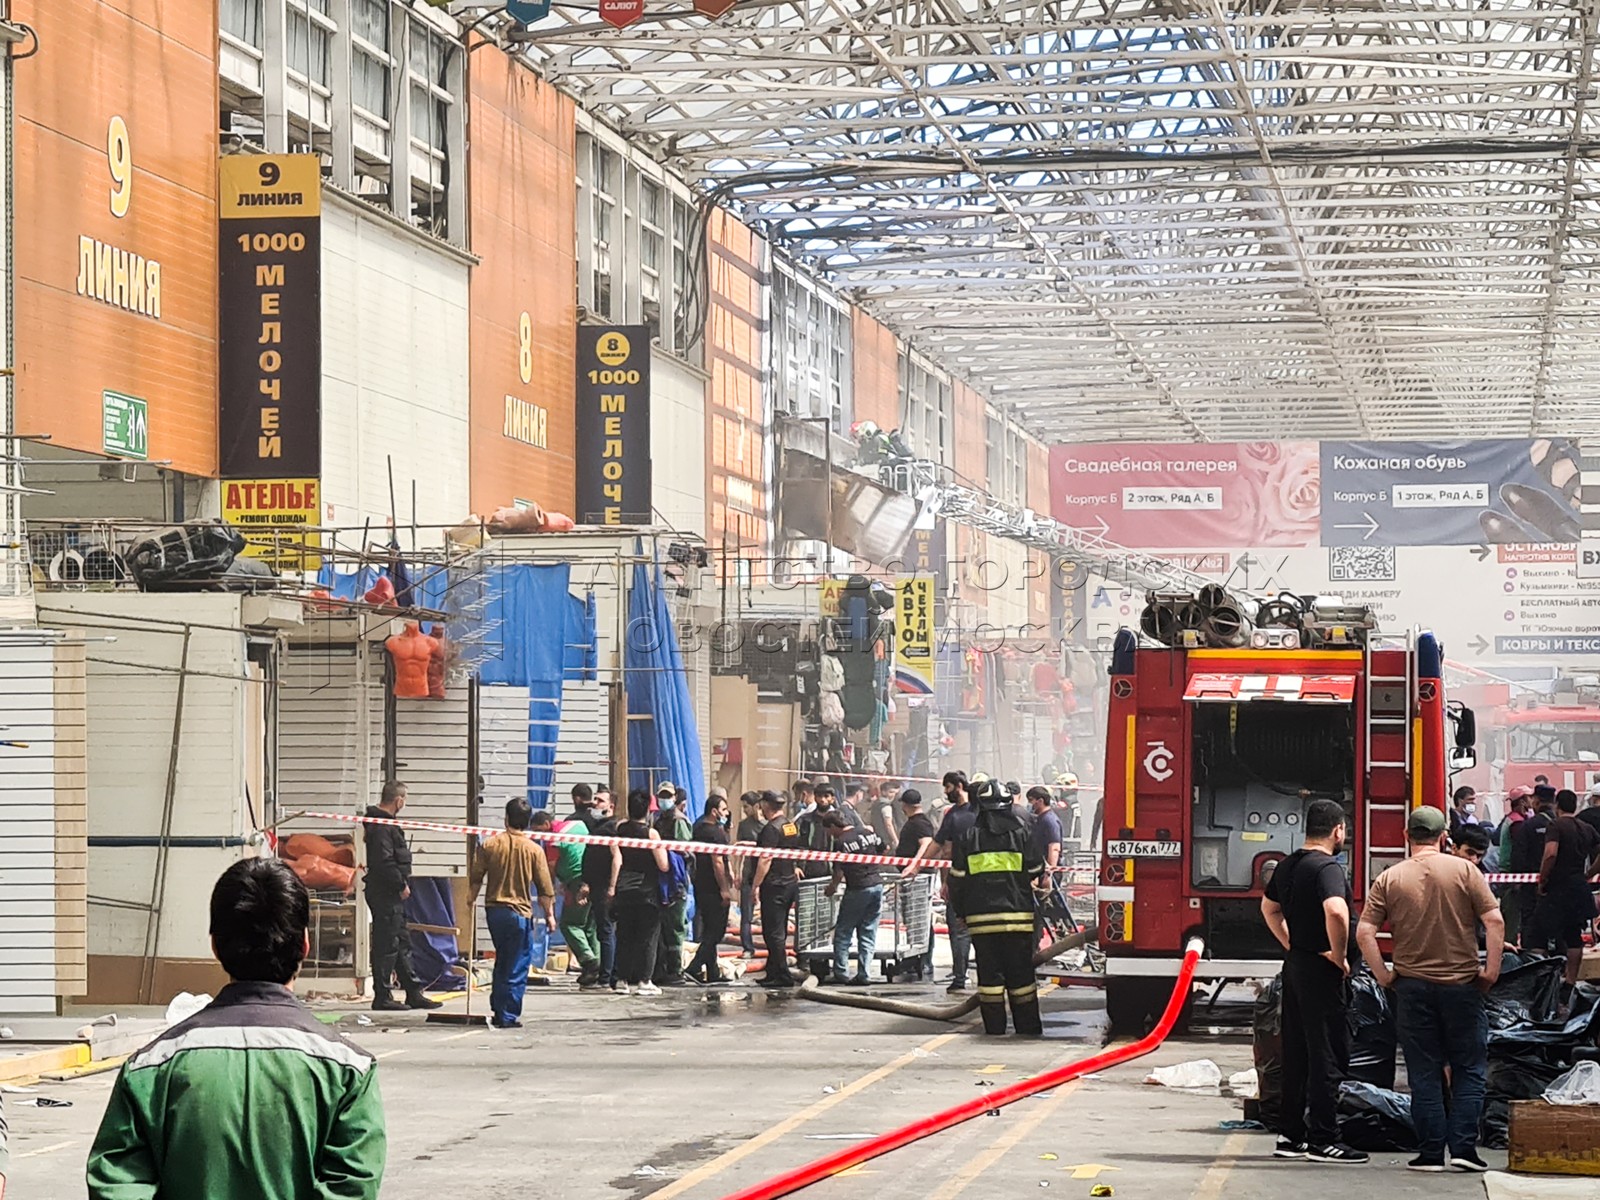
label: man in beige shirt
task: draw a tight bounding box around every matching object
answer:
[468,798,556,1029]
[1356,806,1503,1174]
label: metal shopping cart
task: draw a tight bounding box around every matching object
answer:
[1034,851,1105,978]
[794,872,934,982]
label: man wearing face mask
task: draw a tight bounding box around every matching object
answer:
[798,781,857,881]
[651,783,694,986]
[1449,786,1481,841]
[1259,799,1367,1165]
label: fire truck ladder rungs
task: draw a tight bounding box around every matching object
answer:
[1361,629,1418,884]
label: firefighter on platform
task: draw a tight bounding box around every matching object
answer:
[949,777,1045,1035]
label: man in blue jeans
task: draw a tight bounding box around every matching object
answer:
[823,811,885,984]
[1357,806,1504,1173]
[468,798,557,1029]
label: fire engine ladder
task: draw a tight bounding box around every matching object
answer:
[1361,629,1417,890]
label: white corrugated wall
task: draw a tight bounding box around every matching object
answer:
[0,633,87,1014]
[320,193,472,537]
[35,595,253,967]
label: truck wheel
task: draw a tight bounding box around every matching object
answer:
[1106,976,1190,1038]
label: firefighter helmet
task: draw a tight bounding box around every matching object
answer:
[970,778,1009,810]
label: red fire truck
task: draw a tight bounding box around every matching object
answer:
[1097,607,1474,1034]
[1488,701,1600,796]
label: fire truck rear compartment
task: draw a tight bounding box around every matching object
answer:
[1190,701,1355,895]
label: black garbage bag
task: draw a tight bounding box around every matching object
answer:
[1478,965,1600,1148]
[1488,956,1565,1025]
[1481,1046,1568,1149]
[1253,975,1284,1131]
[1337,1081,1417,1152]
[1346,967,1398,1089]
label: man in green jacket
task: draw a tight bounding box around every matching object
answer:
[87,858,385,1199]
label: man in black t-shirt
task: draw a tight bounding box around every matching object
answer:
[1577,785,1600,840]
[1535,789,1600,1000]
[1260,799,1366,1165]
[752,791,804,987]
[902,772,977,992]
[685,795,735,983]
[735,791,764,957]
[580,789,619,989]
[894,790,937,980]
[1513,786,1557,948]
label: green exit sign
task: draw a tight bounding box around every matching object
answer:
[102,390,149,460]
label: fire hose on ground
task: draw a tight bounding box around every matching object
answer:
[795,929,1095,1022]
[721,938,1205,1200]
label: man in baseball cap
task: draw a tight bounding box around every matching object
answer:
[1357,804,1503,1172]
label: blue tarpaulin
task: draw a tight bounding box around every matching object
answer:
[625,561,706,819]
[403,877,465,990]
[477,564,584,809]
[315,560,450,614]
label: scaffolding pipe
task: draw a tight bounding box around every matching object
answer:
[138,625,193,1005]
[721,938,1204,1200]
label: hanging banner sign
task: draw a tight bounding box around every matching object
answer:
[218,154,323,568]
[895,576,935,694]
[575,325,652,524]
[223,478,322,572]
[599,0,645,28]
[505,0,552,22]
[819,577,845,617]
[693,0,738,15]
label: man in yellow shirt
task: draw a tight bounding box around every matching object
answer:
[469,799,557,1029]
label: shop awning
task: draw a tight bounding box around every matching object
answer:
[1183,673,1356,704]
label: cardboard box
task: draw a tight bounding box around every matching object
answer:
[1508,1100,1600,1176]
[1577,948,1600,983]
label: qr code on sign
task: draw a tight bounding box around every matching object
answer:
[1329,545,1396,582]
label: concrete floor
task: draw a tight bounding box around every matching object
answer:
[3,979,1526,1200]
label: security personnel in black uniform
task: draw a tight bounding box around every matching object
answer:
[751,790,804,987]
[362,780,442,1012]
[950,778,1044,1035]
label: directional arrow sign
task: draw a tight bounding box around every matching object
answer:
[1063,1164,1120,1180]
[1470,635,1490,656]
[1472,544,1492,561]
[694,0,738,15]
[1334,511,1380,541]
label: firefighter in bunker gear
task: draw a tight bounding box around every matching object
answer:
[949,778,1046,1035]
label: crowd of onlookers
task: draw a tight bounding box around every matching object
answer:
[1448,778,1600,993]
[517,770,1089,1002]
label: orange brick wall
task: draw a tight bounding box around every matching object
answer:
[466,48,578,516]
[707,209,769,581]
[13,0,219,476]
[953,380,987,489]
[851,309,900,432]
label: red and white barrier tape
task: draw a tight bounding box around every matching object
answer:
[299,810,944,871]
[1481,872,1600,885]
[763,767,1106,795]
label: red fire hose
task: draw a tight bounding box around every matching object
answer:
[721,938,1205,1200]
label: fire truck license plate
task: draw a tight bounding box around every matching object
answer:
[1106,840,1182,858]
